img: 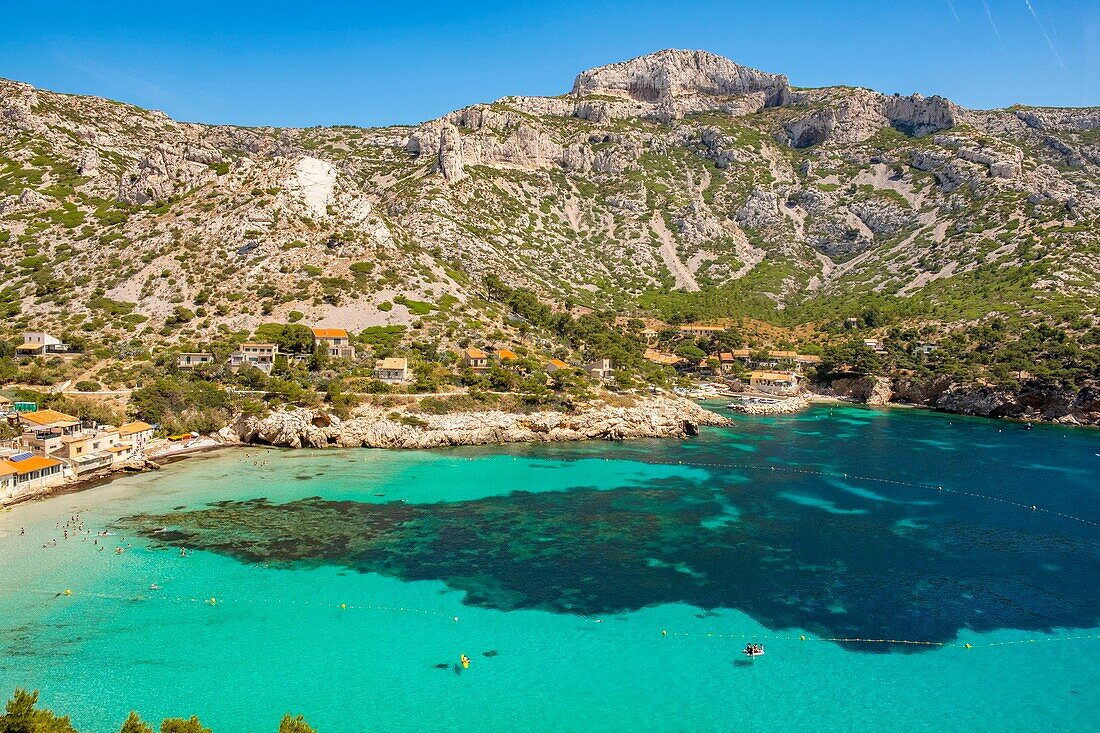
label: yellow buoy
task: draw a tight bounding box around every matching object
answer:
[340,603,347,610]
[964,643,972,649]
[799,635,806,641]
[661,630,667,637]
[64,589,72,596]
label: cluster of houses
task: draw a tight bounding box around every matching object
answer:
[642,322,827,396]
[0,398,155,502]
[177,331,614,388]
[460,348,613,382]
[179,327,357,375]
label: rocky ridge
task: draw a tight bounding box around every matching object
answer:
[222,394,729,449]
[1,49,1097,345]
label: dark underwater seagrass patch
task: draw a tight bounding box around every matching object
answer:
[115,478,1100,653]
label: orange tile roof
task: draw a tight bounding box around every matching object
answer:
[311,328,349,339]
[0,463,16,477]
[5,455,63,475]
[464,348,487,359]
[19,409,79,426]
[496,349,518,360]
[119,421,154,436]
[548,358,568,368]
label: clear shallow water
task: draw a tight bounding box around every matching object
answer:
[0,404,1097,732]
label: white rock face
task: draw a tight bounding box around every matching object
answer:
[288,155,337,218]
[571,49,790,108]
[785,89,961,147]
[230,395,729,450]
[77,148,100,177]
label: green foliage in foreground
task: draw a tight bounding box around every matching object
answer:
[0,689,316,733]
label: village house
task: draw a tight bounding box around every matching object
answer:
[0,452,65,501]
[119,421,155,451]
[312,328,356,359]
[59,427,123,474]
[586,358,614,382]
[748,370,800,395]
[15,332,69,357]
[462,348,489,373]
[678,324,726,338]
[718,351,750,373]
[545,358,569,373]
[230,343,279,374]
[913,342,938,356]
[18,409,83,456]
[863,338,887,354]
[0,395,11,413]
[177,352,215,369]
[495,348,518,363]
[374,357,410,384]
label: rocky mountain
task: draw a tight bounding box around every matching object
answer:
[1,49,1097,349]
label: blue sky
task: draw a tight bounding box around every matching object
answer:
[2,1,1096,127]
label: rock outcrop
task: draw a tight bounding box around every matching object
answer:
[224,395,729,450]
[727,394,810,415]
[817,376,1100,425]
[784,89,962,147]
[571,49,791,110]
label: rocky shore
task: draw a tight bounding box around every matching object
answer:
[726,394,811,415]
[221,394,730,449]
[820,376,1100,425]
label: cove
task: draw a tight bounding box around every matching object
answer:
[0,404,1097,732]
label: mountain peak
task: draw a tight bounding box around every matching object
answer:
[570,49,790,107]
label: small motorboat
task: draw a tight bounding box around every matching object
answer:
[742,644,765,658]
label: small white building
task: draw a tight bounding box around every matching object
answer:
[230,343,279,374]
[16,332,68,356]
[374,357,410,384]
[177,352,215,369]
[0,453,66,503]
[748,371,800,395]
[119,421,155,452]
[586,358,614,382]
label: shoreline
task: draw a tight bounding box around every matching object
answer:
[0,439,237,510]
[5,392,1095,511]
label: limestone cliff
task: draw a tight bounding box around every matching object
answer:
[0,49,1097,345]
[224,395,729,449]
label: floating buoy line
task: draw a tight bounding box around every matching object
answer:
[658,628,1100,651]
[33,586,1099,654]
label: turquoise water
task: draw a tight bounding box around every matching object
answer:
[0,404,1097,732]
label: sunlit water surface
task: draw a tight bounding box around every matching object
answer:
[1,404,1097,732]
